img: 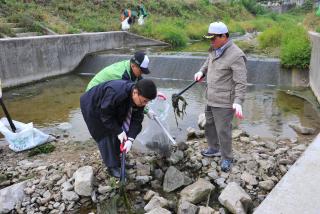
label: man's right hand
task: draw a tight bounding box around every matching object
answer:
[117,131,127,143]
[194,71,204,81]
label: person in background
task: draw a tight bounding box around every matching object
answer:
[86,51,156,120]
[194,21,247,172]
[120,8,138,25]
[137,1,148,25]
[80,79,157,178]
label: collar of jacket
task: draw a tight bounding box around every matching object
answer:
[211,39,233,60]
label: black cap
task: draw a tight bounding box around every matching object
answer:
[136,79,157,100]
[131,51,150,74]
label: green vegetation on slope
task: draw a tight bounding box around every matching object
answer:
[0,0,318,68]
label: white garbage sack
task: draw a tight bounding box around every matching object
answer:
[136,93,171,156]
[0,118,50,152]
[121,17,130,31]
[138,15,144,25]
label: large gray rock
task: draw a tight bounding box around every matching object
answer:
[73,166,94,196]
[163,166,187,192]
[144,196,169,212]
[0,180,27,213]
[180,178,215,204]
[218,182,252,214]
[177,200,198,214]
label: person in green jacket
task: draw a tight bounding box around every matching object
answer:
[86,51,157,118]
[86,51,150,91]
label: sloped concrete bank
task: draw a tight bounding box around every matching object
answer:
[75,54,308,87]
[0,32,166,88]
[254,134,320,214]
[309,32,320,104]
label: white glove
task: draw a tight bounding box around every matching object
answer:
[123,139,133,153]
[146,109,156,120]
[194,71,204,81]
[232,103,243,119]
[117,131,127,143]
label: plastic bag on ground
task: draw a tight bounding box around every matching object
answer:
[0,118,50,152]
[121,17,130,30]
[136,93,172,156]
[138,15,144,25]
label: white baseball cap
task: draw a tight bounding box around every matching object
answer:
[204,22,228,39]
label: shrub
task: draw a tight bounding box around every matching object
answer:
[185,21,207,40]
[154,22,188,48]
[258,25,282,48]
[280,25,311,68]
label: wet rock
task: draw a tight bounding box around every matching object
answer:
[146,206,172,214]
[74,166,94,196]
[218,182,252,214]
[264,141,277,150]
[208,171,219,180]
[176,141,189,151]
[61,181,73,191]
[198,113,206,130]
[198,206,215,214]
[177,200,198,214]
[0,180,28,213]
[144,195,169,212]
[163,166,186,192]
[289,123,315,135]
[180,178,215,204]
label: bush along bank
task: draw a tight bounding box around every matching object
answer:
[0,118,316,213]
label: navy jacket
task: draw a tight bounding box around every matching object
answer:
[80,80,144,142]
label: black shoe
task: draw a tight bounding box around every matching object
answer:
[108,167,121,178]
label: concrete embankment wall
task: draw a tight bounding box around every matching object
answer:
[75,54,308,86]
[309,32,320,104]
[0,32,166,88]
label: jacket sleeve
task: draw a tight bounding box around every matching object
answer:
[231,56,247,105]
[127,107,144,139]
[99,88,123,135]
[199,56,209,75]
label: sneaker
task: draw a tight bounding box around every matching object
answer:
[201,148,221,157]
[221,159,233,172]
[108,167,121,178]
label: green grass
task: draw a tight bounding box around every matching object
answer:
[28,143,55,157]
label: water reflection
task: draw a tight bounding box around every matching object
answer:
[0,75,319,145]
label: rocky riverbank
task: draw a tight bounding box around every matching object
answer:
[0,120,316,214]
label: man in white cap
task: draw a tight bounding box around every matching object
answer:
[194,21,247,172]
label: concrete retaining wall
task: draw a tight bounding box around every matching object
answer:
[75,54,308,87]
[309,32,320,104]
[0,32,166,88]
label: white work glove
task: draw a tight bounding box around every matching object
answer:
[194,71,204,81]
[117,131,127,143]
[122,139,133,153]
[232,103,243,119]
[146,109,156,120]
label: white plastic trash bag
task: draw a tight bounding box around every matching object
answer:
[138,15,144,25]
[0,117,50,152]
[136,93,171,155]
[121,17,130,31]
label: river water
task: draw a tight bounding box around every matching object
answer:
[0,74,319,148]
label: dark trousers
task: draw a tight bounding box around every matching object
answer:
[97,135,121,168]
[205,105,234,160]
